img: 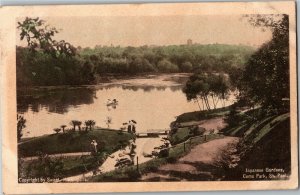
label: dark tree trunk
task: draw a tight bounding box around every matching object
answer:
[204,96,211,110]
[195,97,202,111]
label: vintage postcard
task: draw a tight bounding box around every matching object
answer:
[0,1,298,194]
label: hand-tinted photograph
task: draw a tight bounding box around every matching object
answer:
[16,13,292,183]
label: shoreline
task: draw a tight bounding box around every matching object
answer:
[17,73,192,90]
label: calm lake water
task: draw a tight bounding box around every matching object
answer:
[17,74,235,138]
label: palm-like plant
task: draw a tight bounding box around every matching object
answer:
[77,121,82,131]
[85,120,96,131]
[60,125,67,133]
[70,120,77,131]
[70,120,82,131]
[84,121,89,131]
[53,128,61,134]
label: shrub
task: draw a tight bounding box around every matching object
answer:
[166,156,177,163]
[126,168,141,180]
[157,59,179,72]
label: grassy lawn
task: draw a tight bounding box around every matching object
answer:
[168,127,191,145]
[175,106,231,123]
[19,128,134,157]
[222,109,290,142]
[18,128,134,179]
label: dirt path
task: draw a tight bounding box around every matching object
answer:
[200,117,226,134]
[21,152,91,161]
[179,136,238,163]
[142,136,239,181]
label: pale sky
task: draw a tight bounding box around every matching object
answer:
[17,15,272,48]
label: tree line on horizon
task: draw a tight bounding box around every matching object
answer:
[16,17,254,87]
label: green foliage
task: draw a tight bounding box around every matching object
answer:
[239,15,289,112]
[17,43,254,87]
[183,73,230,110]
[157,59,179,72]
[17,17,76,57]
[17,18,255,87]
[180,61,193,72]
[169,127,190,145]
[224,105,241,127]
[22,152,64,179]
[16,47,96,86]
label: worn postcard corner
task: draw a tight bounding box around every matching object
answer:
[0,1,298,194]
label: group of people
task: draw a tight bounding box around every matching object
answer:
[127,120,136,133]
[120,120,137,133]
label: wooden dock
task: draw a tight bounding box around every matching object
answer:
[136,129,170,138]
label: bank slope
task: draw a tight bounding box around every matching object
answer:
[222,112,291,180]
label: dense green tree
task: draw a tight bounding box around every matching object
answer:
[157,59,179,72]
[180,61,193,72]
[183,73,230,111]
[81,60,96,84]
[239,15,289,112]
[224,104,240,127]
[208,74,230,108]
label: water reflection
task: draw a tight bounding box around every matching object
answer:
[17,85,182,114]
[17,87,97,114]
[97,84,182,93]
[17,81,234,138]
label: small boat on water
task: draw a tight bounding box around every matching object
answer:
[106,99,118,106]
